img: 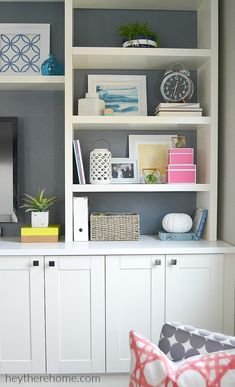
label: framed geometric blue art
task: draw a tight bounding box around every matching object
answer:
[0,24,50,75]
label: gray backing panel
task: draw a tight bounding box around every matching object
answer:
[0,91,65,236]
[74,9,197,49]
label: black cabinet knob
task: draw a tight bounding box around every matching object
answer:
[154,259,162,266]
[49,261,55,267]
[170,259,177,265]
[33,260,39,267]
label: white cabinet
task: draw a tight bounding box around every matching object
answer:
[106,255,165,373]
[0,256,45,374]
[0,252,224,375]
[106,254,224,373]
[166,254,224,332]
[45,256,105,374]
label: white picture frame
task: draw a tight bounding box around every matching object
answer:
[88,74,147,116]
[0,23,50,75]
[129,135,172,183]
[111,158,138,183]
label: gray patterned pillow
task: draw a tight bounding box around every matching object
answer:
[158,322,235,362]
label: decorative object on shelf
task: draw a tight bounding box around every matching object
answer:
[142,168,162,184]
[104,108,114,116]
[117,20,160,48]
[129,135,172,183]
[111,158,138,183]
[159,231,195,241]
[88,74,147,116]
[21,188,57,228]
[162,213,193,233]
[160,63,194,103]
[167,147,196,184]
[89,139,112,185]
[0,24,50,74]
[21,225,60,243]
[168,147,194,165]
[192,208,208,240]
[73,140,86,184]
[171,135,186,148]
[90,212,140,241]
[155,102,202,116]
[167,164,196,184]
[78,92,105,116]
[73,197,89,242]
[41,54,64,75]
[159,208,208,241]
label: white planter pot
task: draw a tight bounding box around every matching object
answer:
[31,211,49,228]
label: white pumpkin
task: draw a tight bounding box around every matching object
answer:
[162,213,193,233]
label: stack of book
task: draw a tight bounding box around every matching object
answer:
[155,103,202,117]
[21,225,60,243]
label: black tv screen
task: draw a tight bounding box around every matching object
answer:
[0,117,18,222]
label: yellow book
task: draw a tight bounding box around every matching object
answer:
[21,225,60,236]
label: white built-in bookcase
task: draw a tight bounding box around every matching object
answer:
[64,0,218,242]
[0,0,217,242]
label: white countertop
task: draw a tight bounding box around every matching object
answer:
[0,236,234,256]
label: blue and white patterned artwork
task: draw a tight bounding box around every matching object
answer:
[96,83,140,115]
[0,24,50,75]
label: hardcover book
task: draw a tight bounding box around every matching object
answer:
[192,208,208,240]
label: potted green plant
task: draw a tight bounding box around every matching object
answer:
[118,21,160,48]
[21,188,57,228]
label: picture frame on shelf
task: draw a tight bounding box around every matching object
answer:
[111,158,138,183]
[129,135,172,183]
[0,23,50,75]
[88,74,147,116]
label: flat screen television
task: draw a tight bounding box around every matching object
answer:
[0,117,18,222]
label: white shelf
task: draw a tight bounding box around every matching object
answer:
[0,76,65,91]
[72,47,211,70]
[72,115,211,131]
[73,184,211,193]
[73,0,205,11]
[0,236,234,256]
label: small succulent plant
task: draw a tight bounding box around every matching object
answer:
[21,188,57,212]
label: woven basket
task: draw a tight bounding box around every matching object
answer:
[90,212,140,241]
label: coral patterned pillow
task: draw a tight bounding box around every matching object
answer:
[130,330,235,387]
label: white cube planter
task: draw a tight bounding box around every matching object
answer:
[31,211,49,228]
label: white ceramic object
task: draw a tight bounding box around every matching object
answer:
[78,92,105,116]
[31,211,49,228]
[162,213,193,233]
[90,148,112,185]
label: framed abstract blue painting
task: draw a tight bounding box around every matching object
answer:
[0,24,50,75]
[88,74,147,116]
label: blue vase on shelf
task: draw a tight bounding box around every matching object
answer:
[41,54,64,75]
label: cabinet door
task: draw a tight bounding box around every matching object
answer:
[166,254,224,331]
[0,256,45,374]
[106,255,165,373]
[45,256,105,374]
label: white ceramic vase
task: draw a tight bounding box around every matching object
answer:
[31,211,49,228]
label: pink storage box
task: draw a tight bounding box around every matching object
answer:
[167,164,196,184]
[168,148,194,165]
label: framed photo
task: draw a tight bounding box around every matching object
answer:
[0,24,50,75]
[129,135,172,182]
[88,74,147,116]
[111,158,138,183]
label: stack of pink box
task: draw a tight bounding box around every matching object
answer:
[167,148,196,184]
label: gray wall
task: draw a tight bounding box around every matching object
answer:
[0,2,64,236]
[0,4,198,236]
[218,0,235,245]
